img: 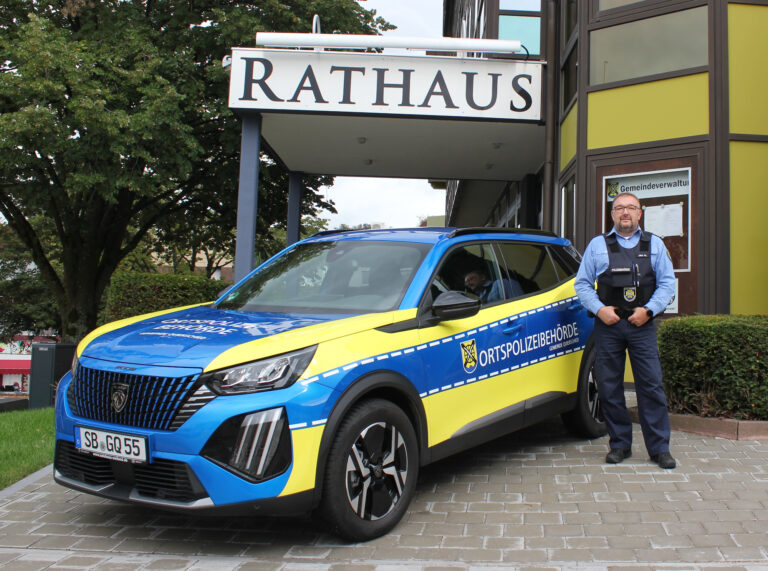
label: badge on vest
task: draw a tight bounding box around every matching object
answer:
[623,287,637,302]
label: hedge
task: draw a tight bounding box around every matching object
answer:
[658,315,768,420]
[104,272,231,322]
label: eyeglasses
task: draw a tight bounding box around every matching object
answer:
[612,205,641,213]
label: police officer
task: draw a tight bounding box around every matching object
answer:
[574,192,677,469]
[463,268,503,304]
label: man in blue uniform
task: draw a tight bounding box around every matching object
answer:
[575,192,677,469]
[464,268,504,304]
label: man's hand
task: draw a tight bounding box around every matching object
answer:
[596,306,620,325]
[627,306,650,327]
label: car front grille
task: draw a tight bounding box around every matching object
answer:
[55,441,207,503]
[67,365,215,431]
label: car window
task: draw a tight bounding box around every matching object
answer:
[217,240,430,313]
[549,244,580,278]
[495,242,561,296]
[431,243,505,306]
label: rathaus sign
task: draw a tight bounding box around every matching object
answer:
[228,48,543,122]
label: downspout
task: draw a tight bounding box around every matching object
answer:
[541,0,557,232]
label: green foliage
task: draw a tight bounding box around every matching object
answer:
[659,315,768,420]
[0,407,55,490]
[0,224,59,339]
[104,272,230,322]
[0,1,391,342]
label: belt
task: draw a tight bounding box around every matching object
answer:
[615,307,634,319]
[588,307,645,320]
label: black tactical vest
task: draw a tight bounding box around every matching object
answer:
[596,232,656,315]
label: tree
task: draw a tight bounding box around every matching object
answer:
[0,1,392,341]
[149,168,335,278]
[0,224,59,340]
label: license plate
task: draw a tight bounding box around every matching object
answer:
[75,426,148,464]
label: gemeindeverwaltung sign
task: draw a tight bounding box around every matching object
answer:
[228,48,543,122]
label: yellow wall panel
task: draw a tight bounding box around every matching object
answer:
[587,73,709,150]
[730,141,768,314]
[729,4,768,135]
[560,105,578,171]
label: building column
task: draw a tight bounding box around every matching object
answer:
[287,171,303,246]
[234,113,262,283]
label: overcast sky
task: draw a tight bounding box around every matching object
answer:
[320,0,446,229]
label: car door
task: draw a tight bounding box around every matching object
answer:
[416,241,531,448]
[495,241,589,424]
[416,239,590,451]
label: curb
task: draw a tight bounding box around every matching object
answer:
[0,464,52,500]
[629,406,768,440]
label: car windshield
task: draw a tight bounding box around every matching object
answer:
[216,240,431,313]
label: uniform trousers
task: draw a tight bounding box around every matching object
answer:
[593,318,671,455]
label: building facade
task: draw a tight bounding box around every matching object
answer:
[444,0,768,315]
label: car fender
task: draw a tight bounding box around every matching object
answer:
[311,369,429,504]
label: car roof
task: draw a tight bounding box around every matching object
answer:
[306,227,568,246]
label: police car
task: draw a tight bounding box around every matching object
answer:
[54,228,605,541]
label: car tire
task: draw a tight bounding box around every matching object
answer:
[562,337,607,439]
[320,398,419,542]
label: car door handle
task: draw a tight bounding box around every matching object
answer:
[567,301,583,311]
[502,323,523,336]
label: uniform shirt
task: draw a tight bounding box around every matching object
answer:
[477,279,505,303]
[574,227,676,317]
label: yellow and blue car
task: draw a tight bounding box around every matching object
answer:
[54,227,605,540]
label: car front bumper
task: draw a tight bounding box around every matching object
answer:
[53,371,337,514]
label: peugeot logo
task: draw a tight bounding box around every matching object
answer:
[110,383,130,413]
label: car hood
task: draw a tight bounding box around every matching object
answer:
[78,304,410,371]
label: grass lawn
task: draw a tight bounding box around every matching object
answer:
[0,407,55,490]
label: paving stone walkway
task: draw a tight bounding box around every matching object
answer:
[2,417,768,570]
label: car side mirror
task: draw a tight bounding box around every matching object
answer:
[431,291,481,322]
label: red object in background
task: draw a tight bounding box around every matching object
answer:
[0,359,31,375]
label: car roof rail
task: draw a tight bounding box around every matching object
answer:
[449,227,559,238]
[309,229,349,238]
[308,227,454,238]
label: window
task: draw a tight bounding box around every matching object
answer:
[218,241,429,313]
[499,0,539,10]
[560,177,576,244]
[561,47,578,111]
[498,0,541,56]
[499,16,541,55]
[589,7,708,85]
[549,245,580,278]
[454,0,487,40]
[598,0,644,11]
[563,0,578,44]
[432,243,505,306]
[502,188,522,228]
[495,243,561,296]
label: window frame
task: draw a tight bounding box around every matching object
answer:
[589,0,699,22]
[559,176,576,244]
[586,3,709,89]
[496,2,544,58]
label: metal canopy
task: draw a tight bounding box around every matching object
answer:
[257,112,545,181]
[228,47,546,181]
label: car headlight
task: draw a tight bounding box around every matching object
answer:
[201,346,317,395]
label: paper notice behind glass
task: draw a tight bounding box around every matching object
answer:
[643,203,683,237]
